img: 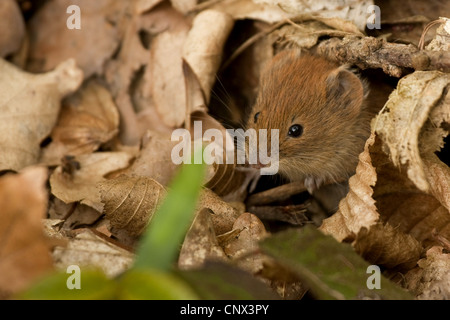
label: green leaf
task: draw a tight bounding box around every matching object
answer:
[118,269,198,300]
[133,158,206,271]
[19,269,117,300]
[178,261,279,300]
[260,226,413,300]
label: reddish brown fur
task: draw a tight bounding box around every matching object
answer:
[246,50,374,187]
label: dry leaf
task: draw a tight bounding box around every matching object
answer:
[107,2,192,135]
[183,59,208,123]
[426,18,450,52]
[320,133,379,242]
[374,0,450,44]
[254,0,373,30]
[198,188,241,235]
[104,5,151,145]
[99,175,166,236]
[221,212,268,274]
[405,246,450,300]
[40,79,120,165]
[136,0,164,14]
[126,131,180,187]
[48,198,104,231]
[0,0,25,57]
[374,71,450,192]
[50,152,134,212]
[133,3,193,138]
[171,0,198,14]
[354,223,422,270]
[320,134,427,270]
[321,68,450,271]
[276,17,362,50]
[311,15,365,35]
[27,0,122,78]
[0,167,53,298]
[0,58,83,172]
[52,229,134,278]
[183,10,234,103]
[210,0,290,23]
[178,208,228,270]
[150,28,189,127]
[422,154,450,212]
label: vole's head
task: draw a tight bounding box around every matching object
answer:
[245,50,367,184]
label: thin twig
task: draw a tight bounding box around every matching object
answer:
[220,20,288,72]
[246,181,307,207]
[418,18,445,50]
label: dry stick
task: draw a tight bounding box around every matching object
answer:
[248,204,308,225]
[315,36,450,77]
[220,20,288,72]
[246,181,307,207]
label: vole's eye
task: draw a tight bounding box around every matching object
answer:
[254,112,261,123]
[288,124,303,137]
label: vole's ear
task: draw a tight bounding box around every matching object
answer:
[326,67,364,118]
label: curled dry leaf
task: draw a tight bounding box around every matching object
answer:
[52,229,134,278]
[321,69,450,273]
[129,120,256,201]
[0,58,83,172]
[374,71,450,192]
[0,167,53,298]
[320,135,446,271]
[190,111,260,202]
[372,70,450,250]
[421,155,450,213]
[354,223,422,270]
[99,175,166,236]
[50,152,134,212]
[404,246,450,300]
[320,133,379,242]
[27,0,121,78]
[183,10,234,103]
[178,208,228,270]
[320,134,426,270]
[183,59,208,124]
[40,79,120,166]
[0,0,25,57]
